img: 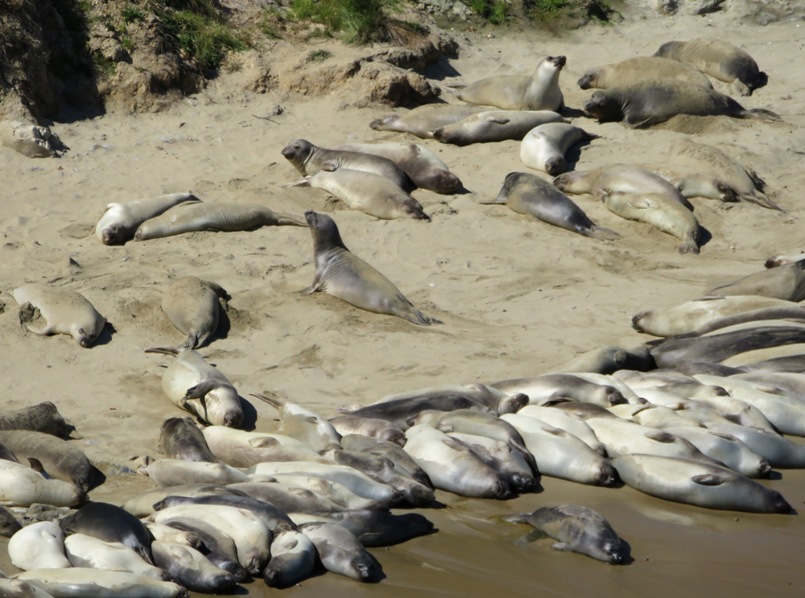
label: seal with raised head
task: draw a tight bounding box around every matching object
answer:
[506,504,630,564]
[95,192,200,245]
[433,109,566,146]
[578,56,713,91]
[302,211,441,325]
[161,276,229,349]
[134,202,305,241]
[484,171,620,241]
[281,139,413,191]
[12,283,106,348]
[519,122,595,176]
[457,55,566,111]
[583,81,779,128]
[369,104,486,139]
[654,37,767,96]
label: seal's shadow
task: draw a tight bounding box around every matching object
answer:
[92,322,116,347]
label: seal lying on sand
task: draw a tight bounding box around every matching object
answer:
[577,56,713,90]
[433,110,566,146]
[583,81,779,128]
[705,259,805,301]
[457,55,566,111]
[483,172,619,241]
[369,104,486,139]
[654,37,768,96]
[134,202,305,240]
[95,192,200,245]
[161,276,229,349]
[302,211,441,326]
[519,123,595,175]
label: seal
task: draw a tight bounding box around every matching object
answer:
[492,373,627,407]
[144,458,248,487]
[662,426,771,478]
[159,517,249,582]
[200,425,329,468]
[0,459,85,507]
[121,483,246,518]
[506,504,630,564]
[8,520,72,570]
[60,501,156,565]
[444,431,538,493]
[704,258,805,301]
[151,541,238,594]
[611,454,794,513]
[654,37,768,96]
[64,533,167,580]
[161,276,229,349]
[146,347,244,428]
[158,417,218,462]
[95,192,200,245]
[433,109,566,146]
[582,81,779,128]
[291,510,435,547]
[600,190,702,254]
[328,415,406,446]
[228,479,370,513]
[286,168,430,221]
[0,505,22,538]
[303,210,441,325]
[333,141,464,194]
[134,202,306,241]
[0,576,55,598]
[15,569,188,598]
[251,392,342,452]
[281,138,413,191]
[263,529,318,588]
[577,56,713,90]
[152,493,297,533]
[0,401,76,438]
[519,123,595,175]
[12,283,106,348]
[369,104,486,139]
[299,521,384,582]
[483,171,619,240]
[708,422,805,468]
[457,55,566,111]
[339,434,433,488]
[666,138,781,210]
[514,405,605,455]
[766,250,805,269]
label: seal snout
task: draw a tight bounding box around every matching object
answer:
[550,55,567,69]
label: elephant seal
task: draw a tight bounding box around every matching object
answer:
[369,104,486,138]
[483,172,620,241]
[263,529,318,588]
[433,109,566,146]
[152,493,296,533]
[0,459,85,507]
[334,141,464,194]
[578,56,713,90]
[286,168,430,220]
[0,576,54,598]
[95,192,200,245]
[492,373,627,407]
[144,458,248,487]
[281,138,412,190]
[0,401,76,438]
[766,250,805,269]
[328,415,406,446]
[519,122,595,175]
[654,37,768,96]
[290,510,436,547]
[611,454,793,513]
[662,426,771,479]
[201,425,328,468]
[582,81,779,127]
[457,55,566,111]
[251,392,341,452]
[444,431,538,493]
[160,518,249,582]
[151,541,238,594]
[146,347,243,428]
[667,138,781,211]
[134,202,305,240]
[299,521,384,582]
[8,521,72,570]
[0,505,22,537]
[303,211,440,325]
[704,258,805,301]
[12,283,106,348]
[64,533,167,580]
[158,417,218,462]
[16,569,188,598]
[506,504,630,564]
[60,501,156,565]
[161,276,229,349]
[600,190,702,254]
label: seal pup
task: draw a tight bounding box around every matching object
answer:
[134,202,306,240]
[334,141,464,194]
[0,401,76,438]
[582,81,779,128]
[303,211,441,325]
[290,510,436,547]
[299,521,384,582]
[12,283,106,348]
[161,276,229,349]
[519,123,595,175]
[144,458,248,487]
[0,576,55,598]
[506,504,630,564]
[64,533,167,580]
[654,37,768,96]
[483,172,619,241]
[152,494,297,534]
[8,521,72,570]
[95,192,200,245]
[263,529,318,588]
[16,569,188,598]
[369,104,487,138]
[146,347,244,428]
[158,417,218,462]
[161,518,249,582]
[600,190,702,254]
[0,505,22,538]
[281,138,413,191]
[286,167,430,221]
[667,138,781,211]
[704,259,805,302]
[433,109,566,146]
[457,55,566,111]
[200,425,329,467]
[577,56,713,90]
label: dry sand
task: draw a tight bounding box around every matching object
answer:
[1,9,805,598]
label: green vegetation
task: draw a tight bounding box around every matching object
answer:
[121,5,146,23]
[307,49,332,62]
[469,0,509,24]
[290,0,401,44]
[161,8,247,71]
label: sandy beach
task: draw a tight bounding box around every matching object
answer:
[1,6,804,597]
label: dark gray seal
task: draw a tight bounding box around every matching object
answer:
[583,81,779,128]
[299,521,384,582]
[0,402,75,438]
[0,505,22,538]
[506,504,630,564]
[303,210,441,326]
[161,276,229,349]
[162,517,249,582]
[483,172,619,240]
[158,417,218,463]
[293,509,435,547]
[151,541,238,594]
[263,529,318,588]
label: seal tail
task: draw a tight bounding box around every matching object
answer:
[273,211,308,226]
[738,191,784,212]
[743,108,781,122]
[145,346,180,356]
[281,177,312,190]
[401,308,442,326]
[587,225,621,241]
[677,237,701,255]
[250,392,285,410]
